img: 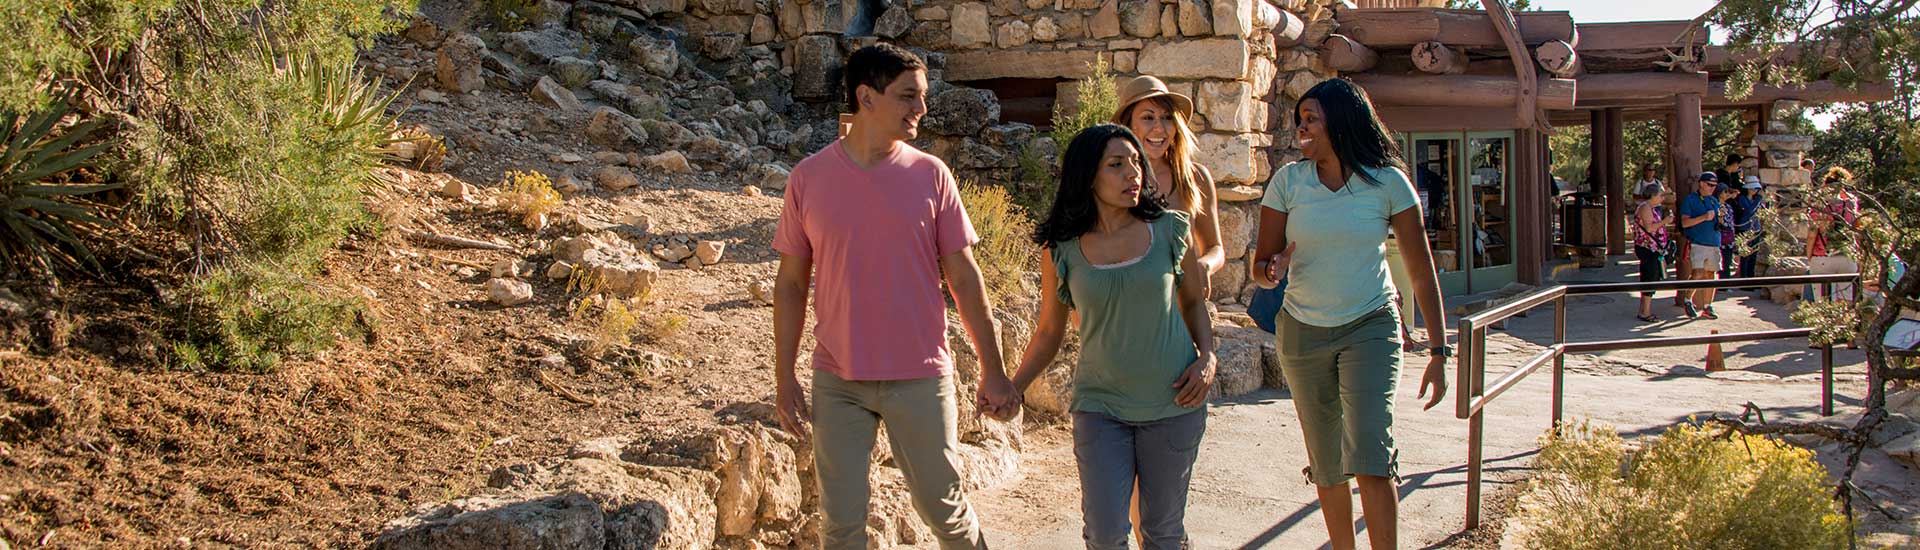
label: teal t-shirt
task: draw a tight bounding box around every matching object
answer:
[1259,161,1419,328]
[1054,211,1201,422]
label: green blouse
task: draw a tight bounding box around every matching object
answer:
[1054,211,1202,422]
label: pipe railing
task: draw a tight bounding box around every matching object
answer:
[1455,272,1861,529]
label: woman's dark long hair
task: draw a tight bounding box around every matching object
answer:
[1296,78,1406,187]
[1031,124,1166,248]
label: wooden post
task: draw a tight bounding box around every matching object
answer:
[1589,109,1608,195]
[1272,8,1306,47]
[1535,39,1578,77]
[1674,93,1704,187]
[1413,41,1468,74]
[1321,34,1378,72]
[1515,127,1545,285]
[1604,108,1626,255]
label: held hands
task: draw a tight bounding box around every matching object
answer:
[1418,353,1448,411]
[976,373,1023,421]
[775,375,812,440]
[1172,351,1217,407]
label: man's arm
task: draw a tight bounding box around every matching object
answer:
[939,247,1016,418]
[1680,197,1716,228]
[773,252,813,437]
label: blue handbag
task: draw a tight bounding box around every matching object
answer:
[1248,279,1287,334]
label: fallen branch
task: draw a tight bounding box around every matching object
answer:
[428,253,493,272]
[1700,413,1864,445]
[400,228,512,251]
[535,369,601,406]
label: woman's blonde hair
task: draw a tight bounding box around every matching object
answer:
[1822,166,1854,184]
[1114,96,1202,213]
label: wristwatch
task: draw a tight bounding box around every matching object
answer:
[1431,344,1455,358]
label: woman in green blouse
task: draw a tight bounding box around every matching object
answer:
[1011,124,1217,549]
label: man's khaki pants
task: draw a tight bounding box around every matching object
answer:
[813,370,985,549]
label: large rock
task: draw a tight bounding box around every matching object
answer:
[700,32,745,60]
[371,492,606,550]
[1208,335,1263,399]
[1178,0,1213,36]
[1196,132,1260,184]
[996,20,1033,48]
[488,278,535,306]
[434,33,488,93]
[945,50,1103,81]
[550,56,601,87]
[951,2,992,47]
[501,29,587,66]
[1754,134,1814,152]
[1032,16,1062,42]
[636,0,687,16]
[875,6,915,38]
[1211,0,1253,37]
[587,80,666,118]
[594,166,641,191]
[640,151,693,174]
[754,163,791,190]
[1091,0,1123,38]
[791,35,843,101]
[750,14,776,43]
[570,2,648,43]
[1137,39,1249,80]
[1216,203,1255,261]
[585,107,649,148]
[1210,257,1247,304]
[924,88,1000,137]
[486,458,718,550]
[1199,80,1256,133]
[1119,0,1160,38]
[629,35,679,77]
[531,77,583,112]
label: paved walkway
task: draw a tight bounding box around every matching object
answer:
[975,259,1880,549]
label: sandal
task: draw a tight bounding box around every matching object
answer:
[1637,313,1659,323]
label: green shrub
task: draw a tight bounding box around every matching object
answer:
[1508,420,1850,550]
[1,93,121,274]
[1050,57,1118,150]
[485,0,546,31]
[175,262,366,372]
[958,182,1038,309]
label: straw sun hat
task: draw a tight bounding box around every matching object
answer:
[1112,75,1194,121]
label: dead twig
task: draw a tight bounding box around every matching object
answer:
[400,228,512,251]
[534,370,600,406]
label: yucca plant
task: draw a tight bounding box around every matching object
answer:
[1,93,120,274]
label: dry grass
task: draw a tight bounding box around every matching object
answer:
[498,170,562,230]
[1506,419,1850,550]
[959,182,1038,309]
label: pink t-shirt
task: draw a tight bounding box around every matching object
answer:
[774,140,979,381]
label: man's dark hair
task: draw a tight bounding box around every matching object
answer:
[1724,154,1744,167]
[844,44,927,114]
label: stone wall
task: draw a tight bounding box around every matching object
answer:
[881,0,1340,304]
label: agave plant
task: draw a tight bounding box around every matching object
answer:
[1,93,120,274]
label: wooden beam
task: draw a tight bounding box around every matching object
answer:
[1535,40,1579,78]
[1375,106,1526,132]
[1705,79,1895,107]
[1514,127,1546,285]
[1573,20,1707,51]
[1320,34,1378,72]
[1334,8,1575,48]
[1412,41,1468,74]
[1348,74,1575,110]
[1604,107,1626,255]
[1574,72,1708,102]
[1271,8,1306,47]
[1483,0,1540,130]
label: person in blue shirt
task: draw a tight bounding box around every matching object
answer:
[1731,175,1768,283]
[1678,172,1725,319]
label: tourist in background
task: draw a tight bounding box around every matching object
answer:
[1714,154,1745,191]
[1716,182,1740,279]
[1011,124,1216,550]
[772,44,1016,550]
[1632,180,1671,322]
[1636,165,1663,194]
[1732,175,1767,281]
[1250,78,1450,550]
[1808,166,1862,300]
[1678,172,1725,319]
[1114,75,1225,280]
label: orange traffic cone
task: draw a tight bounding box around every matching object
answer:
[1705,330,1725,372]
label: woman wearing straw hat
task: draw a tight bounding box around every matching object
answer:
[1113,75,1226,280]
[1110,75,1226,545]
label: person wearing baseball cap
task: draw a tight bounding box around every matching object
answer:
[1731,175,1768,281]
[1677,171,1724,318]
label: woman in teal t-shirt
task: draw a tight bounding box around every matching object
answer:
[1250,78,1450,550]
[1011,124,1217,549]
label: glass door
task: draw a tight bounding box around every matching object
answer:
[1403,131,1519,296]
[1408,133,1469,296]
[1465,132,1516,291]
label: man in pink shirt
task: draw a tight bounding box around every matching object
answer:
[771,44,1019,549]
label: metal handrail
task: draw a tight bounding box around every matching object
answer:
[1455,272,1862,529]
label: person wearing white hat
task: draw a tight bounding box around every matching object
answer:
[1731,174,1768,282]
